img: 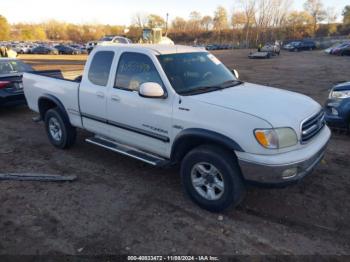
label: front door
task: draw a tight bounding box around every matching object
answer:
[106,51,173,157]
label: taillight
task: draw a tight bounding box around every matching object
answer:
[0,81,10,89]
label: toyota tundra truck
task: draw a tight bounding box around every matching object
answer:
[23,44,331,212]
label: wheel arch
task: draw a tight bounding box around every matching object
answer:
[170,128,244,163]
[38,94,70,124]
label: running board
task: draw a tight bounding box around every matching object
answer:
[85,136,169,167]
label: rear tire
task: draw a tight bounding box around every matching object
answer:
[181,145,245,212]
[44,108,76,149]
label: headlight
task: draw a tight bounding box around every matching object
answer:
[330,90,350,99]
[254,128,297,149]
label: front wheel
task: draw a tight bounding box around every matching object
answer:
[181,145,245,212]
[44,108,76,149]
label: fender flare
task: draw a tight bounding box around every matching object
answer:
[170,128,244,162]
[38,94,70,123]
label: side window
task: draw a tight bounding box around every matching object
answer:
[114,38,127,44]
[115,52,163,91]
[88,51,114,86]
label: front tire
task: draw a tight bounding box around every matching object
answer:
[44,108,76,149]
[181,145,245,212]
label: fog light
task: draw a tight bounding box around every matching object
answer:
[331,108,338,116]
[282,167,298,179]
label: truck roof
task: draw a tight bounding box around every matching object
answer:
[96,44,205,55]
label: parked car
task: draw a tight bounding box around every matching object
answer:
[99,35,132,45]
[69,44,88,54]
[205,44,219,50]
[12,44,31,54]
[284,41,316,52]
[283,41,300,51]
[54,45,81,55]
[324,43,343,54]
[325,81,350,131]
[339,45,350,56]
[0,58,34,106]
[23,45,330,212]
[331,43,350,55]
[261,43,280,55]
[86,41,98,54]
[31,46,59,55]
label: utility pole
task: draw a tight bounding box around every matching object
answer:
[165,13,169,36]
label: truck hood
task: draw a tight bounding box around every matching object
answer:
[189,82,321,130]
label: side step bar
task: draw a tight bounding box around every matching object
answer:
[85,136,169,167]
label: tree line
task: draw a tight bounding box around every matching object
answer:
[0,0,349,46]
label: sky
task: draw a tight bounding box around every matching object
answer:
[2,0,348,25]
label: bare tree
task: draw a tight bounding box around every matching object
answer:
[326,7,337,24]
[239,0,256,47]
[131,12,148,28]
[188,11,202,33]
[304,0,326,36]
[231,11,246,29]
[201,16,213,31]
[171,17,187,32]
[213,6,229,31]
[147,14,166,28]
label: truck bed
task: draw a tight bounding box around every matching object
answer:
[23,72,82,128]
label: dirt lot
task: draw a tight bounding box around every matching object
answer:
[0,50,349,255]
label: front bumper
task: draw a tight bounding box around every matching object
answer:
[236,126,331,185]
[324,98,350,129]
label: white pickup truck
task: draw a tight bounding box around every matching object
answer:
[23,44,331,211]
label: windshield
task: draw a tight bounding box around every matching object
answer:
[0,60,33,75]
[158,52,239,95]
[101,36,114,41]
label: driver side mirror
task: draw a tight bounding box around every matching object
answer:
[139,82,165,98]
[231,69,239,79]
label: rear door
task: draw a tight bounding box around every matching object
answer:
[79,50,115,136]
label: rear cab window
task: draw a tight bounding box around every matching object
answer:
[88,51,114,86]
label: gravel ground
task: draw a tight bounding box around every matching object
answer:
[0,50,349,256]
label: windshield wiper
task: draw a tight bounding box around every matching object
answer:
[179,86,223,95]
[219,79,243,88]
[179,80,244,96]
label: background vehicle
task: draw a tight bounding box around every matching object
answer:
[11,44,31,54]
[31,46,59,55]
[339,45,350,56]
[99,35,132,45]
[69,44,88,54]
[0,58,34,106]
[324,42,344,54]
[86,41,98,54]
[23,45,330,212]
[261,43,280,55]
[206,44,219,51]
[284,40,316,52]
[283,41,300,51]
[331,43,350,55]
[54,45,81,55]
[139,28,174,45]
[325,81,350,131]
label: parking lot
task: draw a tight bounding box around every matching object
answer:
[0,50,349,255]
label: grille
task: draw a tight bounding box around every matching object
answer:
[301,110,326,143]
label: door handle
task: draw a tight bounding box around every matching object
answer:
[111,95,121,102]
[96,91,105,98]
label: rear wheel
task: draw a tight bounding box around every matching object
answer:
[44,108,76,149]
[181,145,245,212]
